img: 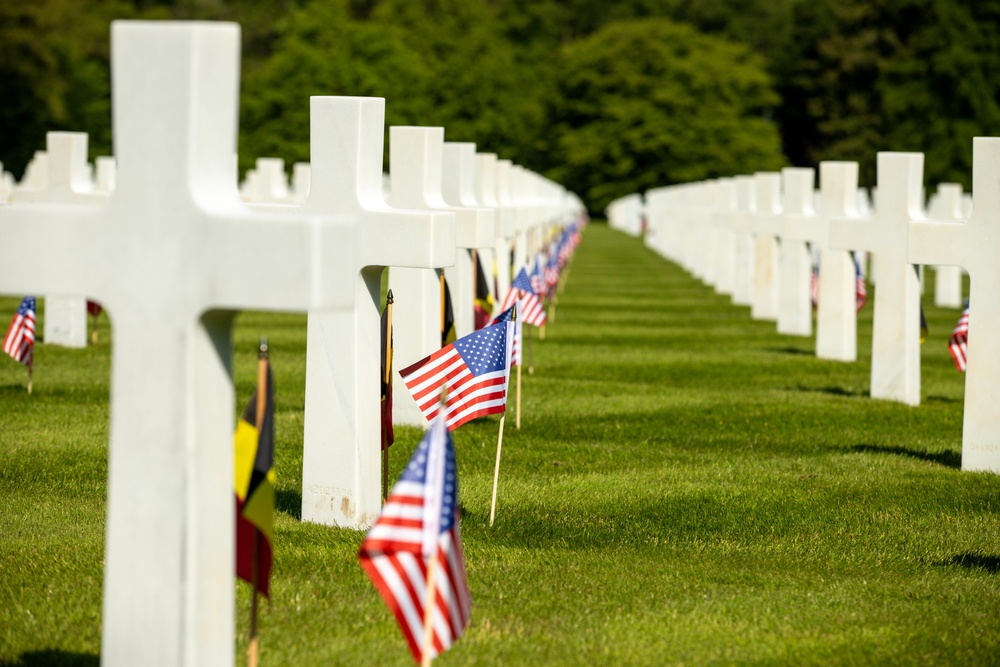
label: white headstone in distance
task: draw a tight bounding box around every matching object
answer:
[706,178,735,294]
[776,168,816,336]
[14,151,48,194]
[248,97,455,528]
[291,161,311,204]
[444,142,495,308]
[0,22,364,665]
[749,172,782,320]
[441,141,495,334]
[928,183,965,308]
[12,132,106,348]
[494,158,516,300]
[725,175,757,307]
[909,137,1000,471]
[95,156,117,194]
[389,127,492,426]
[831,152,924,405]
[476,152,514,302]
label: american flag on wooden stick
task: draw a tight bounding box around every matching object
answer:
[949,304,970,372]
[399,314,514,431]
[497,269,546,328]
[359,414,472,664]
[3,296,36,367]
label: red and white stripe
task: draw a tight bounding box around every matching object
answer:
[521,292,546,327]
[399,330,512,431]
[360,484,471,661]
[949,307,969,372]
[3,309,35,367]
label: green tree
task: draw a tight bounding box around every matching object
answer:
[546,18,785,213]
[777,0,1000,188]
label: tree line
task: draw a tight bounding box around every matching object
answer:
[3,0,999,213]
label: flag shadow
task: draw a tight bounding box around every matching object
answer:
[849,443,961,469]
[794,384,869,398]
[0,650,98,667]
[275,487,302,520]
[940,553,1000,574]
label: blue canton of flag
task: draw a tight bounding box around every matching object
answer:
[511,268,534,294]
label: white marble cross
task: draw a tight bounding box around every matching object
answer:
[830,153,923,405]
[474,152,509,302]
[0,22,369,666]
[927,183,966,308]
[247,97,455,529]
[12,132,107,347]
[444,142,494,307]
[389,127,494,426]
[775,168,816,336]
[493,158,517,300]
[748,172,782,321]
[813,162,865,361]
[909,137,1000,471]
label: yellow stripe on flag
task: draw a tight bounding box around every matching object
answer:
[234,419,258,501]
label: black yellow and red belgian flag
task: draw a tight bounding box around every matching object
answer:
[234,361,275,598]
[380,292,394,451]
[473,250,494,330]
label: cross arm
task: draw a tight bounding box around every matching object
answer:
[829,217,875,254]
[0,205,103,298]
[908,219,970,269]
[783,214,821,243]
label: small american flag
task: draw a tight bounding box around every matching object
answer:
[399,316,514,430]
[359,414,472,664]
[490,305,521,367]
[544,252,560,291]
[854,255,867,313]
[530,256,547,297]
[949,305,970,372]
[498,269,547,328]
[3,296,36,367]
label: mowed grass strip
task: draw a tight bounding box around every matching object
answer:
[1,222,998,666]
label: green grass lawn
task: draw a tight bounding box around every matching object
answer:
[1,223,998,666]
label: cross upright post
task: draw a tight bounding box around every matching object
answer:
[816,162,863,361]
[475,152,515,305]
[494,158,518,297]
[831,153,924,405]
[777,168,817,336]
[0,22,371,665]
[445,142,495,308]
[723,176,757,307]
[247,97,455,528]
[707,179,736,295]
[748,172,782,321]
[909,137,1000,471]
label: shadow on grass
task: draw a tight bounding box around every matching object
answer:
[0,651,98,667]
[849,444,961,469]
[926,394,962,404]
[768,346,815,356]
[793,384,870,398]
[942,553,1000,574]
[276,488,302,520]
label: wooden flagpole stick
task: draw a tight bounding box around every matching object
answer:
[439,270,446,339]
[382,290,394,505]
[489,414,507,528]
[91,313,99,345]
[470,249,478,314]
[26,363,32,395]
[248,337,268,667]
[421,552,441,667]
[515,364,521,430]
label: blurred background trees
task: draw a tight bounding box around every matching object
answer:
[2,0,998,213]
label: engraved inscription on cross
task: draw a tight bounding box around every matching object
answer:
[0,22,359,667]
[776,168,816,336]
[831,153,924,405]
[247,97,455,529]
[909,137,1000,471]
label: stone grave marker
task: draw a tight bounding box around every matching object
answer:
[248,97,455,528]
[909,137,1000,471]
[723,175,757,307]
[830,152,924,405]
[389,127,493,426]
[749,172,782,321]
[444,142,495,309]
[0,22,371,665]
[12,132,107,348]
[776,168,816,336]
[927,183,965,308]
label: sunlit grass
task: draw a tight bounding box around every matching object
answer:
[1,223,998,666]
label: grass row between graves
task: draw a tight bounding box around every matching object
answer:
[1,222,999,666]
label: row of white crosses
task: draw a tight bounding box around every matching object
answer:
[0,20,581,666]
[608,141,998,474]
